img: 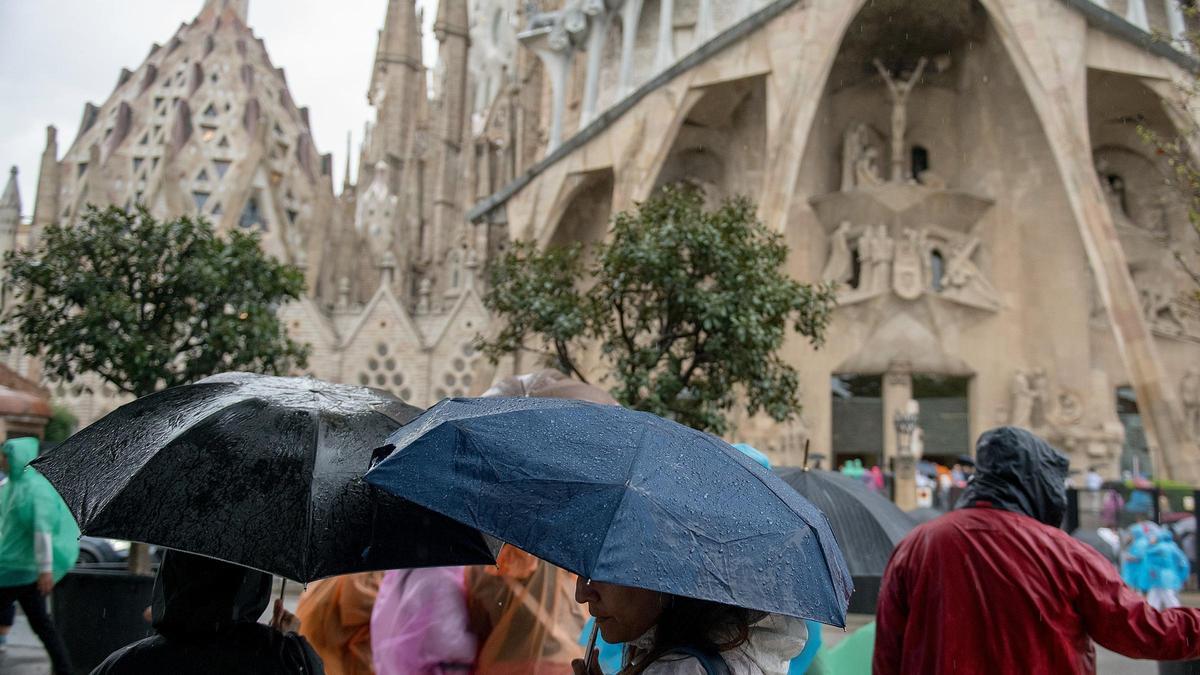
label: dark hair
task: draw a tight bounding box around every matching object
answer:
[625,596,759,674]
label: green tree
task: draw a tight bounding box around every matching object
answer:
[2,205,310,571]
[43,404,77,444]
[480,185,837,434]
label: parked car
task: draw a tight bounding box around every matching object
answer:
[76,537,130,564]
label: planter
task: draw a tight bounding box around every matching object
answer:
[51,563,156,674]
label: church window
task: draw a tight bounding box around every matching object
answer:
[77,163,88,178]
[214,160,231,178]
[135,192,144,204]
[154,97,165,111]
[359,373,370,386]
[375,374,387,387]
[139,132,149,146]
[385,358,397,371]
[239,193,266,230]
[217,136,230,149]
[192,191,211,210]
[911,146,929,181]
[930,249,945,292]
[273,121,284,136]
[368,358,380,371]
[132,157,143,172]
[151,157,160,170]
[153,124,163,138]
[449,250,463,289]
[376,342,388,357]
[211,202,223,216]
[391,373,404,387]
[203,104,219,118]
[286,209,298,225]
[462,344,475,358]
[196,169,209,182]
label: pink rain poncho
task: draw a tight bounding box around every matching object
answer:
[370,567,477,675]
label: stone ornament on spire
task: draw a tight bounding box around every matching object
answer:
[200,0,249,22]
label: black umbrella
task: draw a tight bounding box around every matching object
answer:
[774,468,913,614]
[33,372,497,582]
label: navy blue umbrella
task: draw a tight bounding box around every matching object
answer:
[366,397,853,626]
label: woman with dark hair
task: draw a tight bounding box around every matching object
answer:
[572,578,806,674]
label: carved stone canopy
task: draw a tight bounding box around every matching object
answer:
[836,311,974,376]
[810,183,993,236]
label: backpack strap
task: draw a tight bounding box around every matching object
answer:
[664,645,732,675]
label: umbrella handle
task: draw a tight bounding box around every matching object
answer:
[583,619,600,671]
[279,578,287,604]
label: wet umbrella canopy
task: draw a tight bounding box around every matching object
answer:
[774,468,914,613]
[366,397,853,626]
[32,373,497,582]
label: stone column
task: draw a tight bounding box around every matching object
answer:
[1126,0,1150,31]
[525,37,573,152]
[654,0,676,72]
[581,11,613,125]
[696,0,715,42]
[618,0,644,95]
[1165,0,1189,51]
[882,363,913,464]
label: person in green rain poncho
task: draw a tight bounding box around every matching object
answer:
[0,437,79,674]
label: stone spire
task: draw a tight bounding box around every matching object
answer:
[366,0,425,166]
[431,0,470,273]
[200,0,249,22]
[0,167,21,256]
[342,131,354,195]
[31,126,58,239]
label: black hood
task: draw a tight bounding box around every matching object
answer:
[955,426,1069,526]
[152,550,273,638]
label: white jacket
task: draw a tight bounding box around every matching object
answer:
[634,614,808,675]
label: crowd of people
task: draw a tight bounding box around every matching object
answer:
[6,372,1200,673]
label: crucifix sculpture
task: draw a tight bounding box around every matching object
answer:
[873,57,929,183]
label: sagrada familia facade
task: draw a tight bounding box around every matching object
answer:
[5,0,1200,482]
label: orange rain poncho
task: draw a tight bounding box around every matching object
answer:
[465,370,616,675]
[296,572,382,675]
[466,547,588,675]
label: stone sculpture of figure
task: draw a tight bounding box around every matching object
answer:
[821,221,854,285]
[871,225,895,293]
[1134,261,1188,333]
[874,57,929,183]
[856,146,884,188]
[842,124,866,191]
[892,228,926,300]
[1030,368,1050,429]
[1011,370,1034,429]
[942,236,1001,304]
[1181,369,1200,439]
[843,124,882,190]
[417,277,433,315]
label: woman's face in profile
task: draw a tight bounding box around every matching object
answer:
[575,578,664,644]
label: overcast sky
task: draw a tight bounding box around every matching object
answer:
[0,0,440,219]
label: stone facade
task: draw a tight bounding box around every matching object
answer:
[10,0,1200,483]
[468,0,1200,481]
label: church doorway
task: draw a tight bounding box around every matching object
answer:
[831,373,883,468]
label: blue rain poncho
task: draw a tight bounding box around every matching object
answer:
[1145,531,1190,593]
[0,437,79,586]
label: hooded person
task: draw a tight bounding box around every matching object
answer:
[874,426,1200,675]
[370,567,478,675]
[1144,530,1190,610]
[296,572,382,675]
[465,370,609,675]
[0,437,79,674]
[92,550,324,674]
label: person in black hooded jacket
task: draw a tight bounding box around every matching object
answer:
[91,550,323,674]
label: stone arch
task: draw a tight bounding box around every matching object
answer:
[547,168,615,250]
[653,75,767,203]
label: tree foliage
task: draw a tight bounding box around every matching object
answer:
[480,185,837,434]
[2,205,309,398]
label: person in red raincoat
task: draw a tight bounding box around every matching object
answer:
[874,426,1200,675]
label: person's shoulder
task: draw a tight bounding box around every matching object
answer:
[641,654,712,675]
[89,636,167,674]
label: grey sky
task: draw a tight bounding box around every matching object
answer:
[0,0,440,219]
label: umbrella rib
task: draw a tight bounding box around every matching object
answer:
[299,409,321,581]
[589,422,655,579]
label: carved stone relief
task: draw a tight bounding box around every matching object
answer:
[821,222,1001,310]
[1182,369,1200,440]
[1008,367,1123,460]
